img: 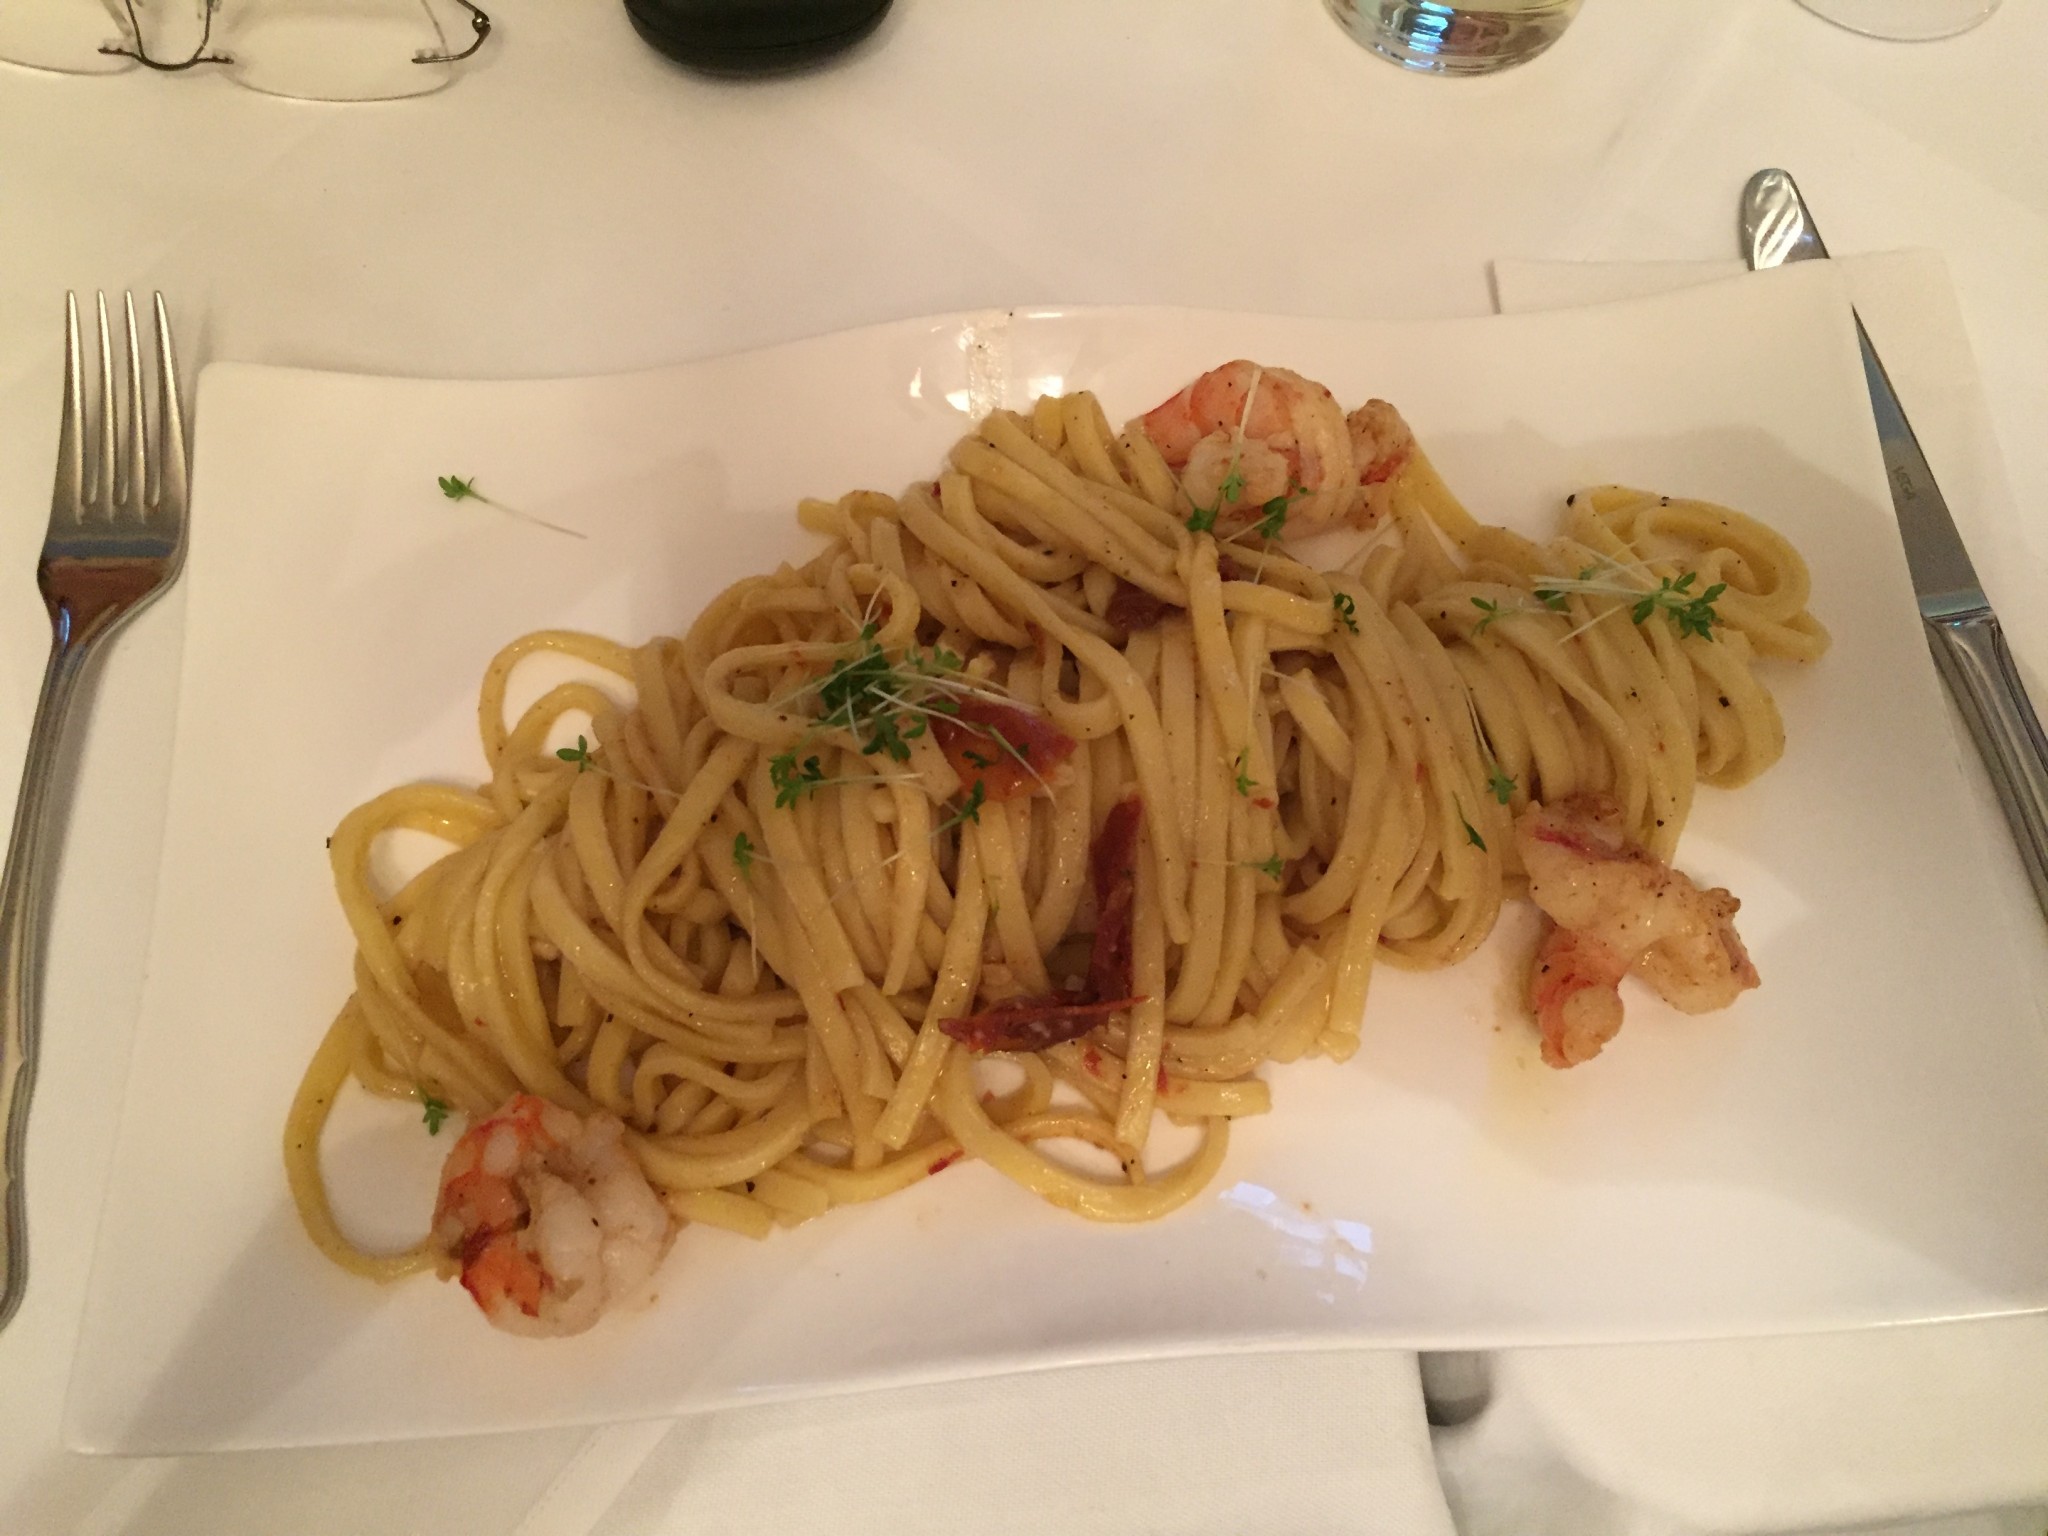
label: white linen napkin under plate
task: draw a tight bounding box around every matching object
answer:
[1438,251,2048,1536]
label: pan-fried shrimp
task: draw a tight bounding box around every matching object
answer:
[1346,398,1415,527]
[431,1094,673,1337]
[1517,796,1759,1068]
[1136,360,1362,534]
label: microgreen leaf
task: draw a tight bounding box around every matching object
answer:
[1526,565,1725,641]
[1471,597,1503,635]
[421,1093,450,1135]
[1487,766,1515,806]
[1332,592,1359,635]
[1462,816,1486,851]
[1186,502,1219,535]
[769,752,827,809]
[733,832,756,875]
[1233,748,1256,799]
[437,473,586,539]
[1247,854,1285,880]
[936,780,986,836]
[1256,496,1289,539]
[1218,466,1246,505]
[556,735,594,773]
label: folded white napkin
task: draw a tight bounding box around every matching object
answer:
[1433,252,2048,1536]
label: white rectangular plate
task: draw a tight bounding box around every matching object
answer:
[68,264,2048,1452]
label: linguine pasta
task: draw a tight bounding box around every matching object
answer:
[285,378,1827,1284]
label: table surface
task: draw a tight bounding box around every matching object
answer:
[3,1,2046,1531]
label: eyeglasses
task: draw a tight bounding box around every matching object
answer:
[0,0,491,102]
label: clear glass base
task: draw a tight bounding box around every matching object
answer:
[1794,0,1999,40]
[1325,0,1584,76]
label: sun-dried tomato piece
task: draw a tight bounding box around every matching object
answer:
[939,994,1146,1054]
[1106,580,1173,634]
[1087,795,1143,1002]
[932,698,1076,803]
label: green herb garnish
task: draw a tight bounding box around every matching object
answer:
[1233,748,1256,798]
[936,780,987,836]
[556,735,594,772]
[1477,565,1725,640]
[1332,592,1359,635]
[769,752,827,808]
[733,832,756,875]
[1630,572,1727,640]
[421,1094,450,1135]
[437,474,587,539]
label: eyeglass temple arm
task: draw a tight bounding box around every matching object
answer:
[415,1,491,65]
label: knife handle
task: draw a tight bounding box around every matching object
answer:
[1925,610,2048,922]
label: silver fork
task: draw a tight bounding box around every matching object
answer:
[0,293,188,1331]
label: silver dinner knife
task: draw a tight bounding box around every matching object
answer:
[1742,167,2048,923]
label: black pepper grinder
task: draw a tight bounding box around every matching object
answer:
[623,0,893,73]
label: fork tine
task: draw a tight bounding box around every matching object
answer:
[153,294,188,522]
[122,294,147,515]
[92,292,115,518]
[53,295,85,523]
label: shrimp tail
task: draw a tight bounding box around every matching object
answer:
[1528,917,1628,1069]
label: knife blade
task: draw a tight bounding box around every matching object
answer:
[1742,167,2048,923]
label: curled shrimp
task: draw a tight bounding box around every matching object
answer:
[1346,398,1415,527]
[431,1093,673,1337]
[1516,796,1759,1069]
[1137,360,1362,534]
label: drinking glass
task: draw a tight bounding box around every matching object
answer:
[1324,0,1584,75]
[1794,0,1999,39]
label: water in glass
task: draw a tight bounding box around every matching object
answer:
[1325,0,1584,75]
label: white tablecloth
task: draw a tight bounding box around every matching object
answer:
[2,2,2045,1530]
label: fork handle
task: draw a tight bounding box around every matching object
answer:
[0,632,97,1329]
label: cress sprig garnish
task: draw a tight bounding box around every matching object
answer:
[1182,366,1263,536]
[1185,464,1246,535]
[768,752,827,809]
[765,621,1043,811]
[438,473,587,540]
[1187,465,1316,543]
[1459,803,1487,852]
[555,735,677,803]
[934,780,987,837]
[1468,562,1725,641]
[1456,688,1518,809]
[1232,747,1257,799]
[420,1092,450,1135]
